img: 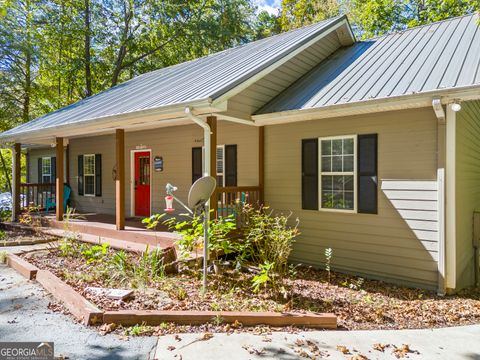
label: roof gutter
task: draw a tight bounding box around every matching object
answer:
[253,85,480,125]
[0,98,214,144]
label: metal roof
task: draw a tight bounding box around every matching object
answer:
[259,13,480,114]
[0,16,345,140]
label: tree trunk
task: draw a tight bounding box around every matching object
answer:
[84,0,92,97]
[0,150,12,193]
[111,1,131,87]
[22,0,32,123]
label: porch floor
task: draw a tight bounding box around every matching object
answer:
[40,212,178,250]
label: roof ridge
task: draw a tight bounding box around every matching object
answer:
[363,12,477,42]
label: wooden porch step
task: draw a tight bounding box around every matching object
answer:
[42,217,178,249]
[42,228,172,253]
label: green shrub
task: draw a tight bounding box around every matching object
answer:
[241,205,299,275]
[162,212,236,260]
[251,261,274,293]
[81,242,109,264]
[0,230,6,241]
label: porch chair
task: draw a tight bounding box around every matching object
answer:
[45,184,72,213]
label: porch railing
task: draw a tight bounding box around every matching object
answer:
[214,186,262,221]
[20,183,55,209]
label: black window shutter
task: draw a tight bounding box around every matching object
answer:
[95,154,102,197]
[192,147,202,184]
[225,145,237,187]
[357,134,378,214]
[51,157,56,184]
[37,158,42,183]
[302,139,318,210]
[78,155,84,195]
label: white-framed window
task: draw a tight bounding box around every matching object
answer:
[319,135,356,212]
[199,145,226,187]
[41,157,51,183]
[216,145,225,187]
[83,154,95,196]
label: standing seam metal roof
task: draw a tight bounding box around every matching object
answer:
[258,13,480,114]
[0,16,344,139]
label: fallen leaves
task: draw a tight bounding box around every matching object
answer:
[337,345,351,354]
[99,323,117,335]
[199,332,213,341]
[373,343,386,352]
[392,344,420,358]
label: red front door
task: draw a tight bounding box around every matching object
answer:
[134,151,150,217]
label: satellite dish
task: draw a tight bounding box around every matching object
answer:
[188,176,216,210]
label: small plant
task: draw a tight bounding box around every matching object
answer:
[212,314,224,326]
[162,212,236,260]
[142,213,166,231]
[81,242,110,264]
[324,247,333,283]
[211,302,221,311]
[0,230,6,241]
[242,205,299,275]
[0,251,7,263]
[159,322,169,330]
[176,287,187,301]
[134,247,166,285]
[125,322,150,336]
[251,261,274,293]
[349,277,364,291]
[19,205,42,232]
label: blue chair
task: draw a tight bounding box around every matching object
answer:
[46,184,71,213]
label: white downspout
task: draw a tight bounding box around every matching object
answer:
[185,106,211,293]
[185,107,210,177]
[432,98,447,295]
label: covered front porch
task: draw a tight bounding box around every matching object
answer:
[12,114,265,233]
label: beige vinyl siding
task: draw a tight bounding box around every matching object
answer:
[264,107,439,289]
[68,121,259,216]
[69,135,116,214]
[455,100,480,289]
[28,147,65,183]
[227,32,342,115]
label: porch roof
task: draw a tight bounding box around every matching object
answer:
[0,15,349,143]
[258,13,480,115]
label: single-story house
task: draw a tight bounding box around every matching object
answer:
[1,14,479,294]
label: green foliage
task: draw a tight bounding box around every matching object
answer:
[142,213,166,231]
[241,205,299,275]
[81,242,109,264]
[280,0,339,31]
[0,230,6,241]
[251,261,275,292]
[0,251,7,263]
[163,212,236,260]
[58,238,80,258]
[345,0,480,39]
[134,247,166,284]
[125,322,150,336]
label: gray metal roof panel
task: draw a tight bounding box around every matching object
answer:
[1,15,345,138]
[259,13,480,114]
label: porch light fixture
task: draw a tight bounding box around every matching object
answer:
[451,101,462,112]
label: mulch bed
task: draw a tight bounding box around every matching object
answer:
[0,228,53,247]
[21,245,480,331]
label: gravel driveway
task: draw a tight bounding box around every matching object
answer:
[0,264,157,360]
